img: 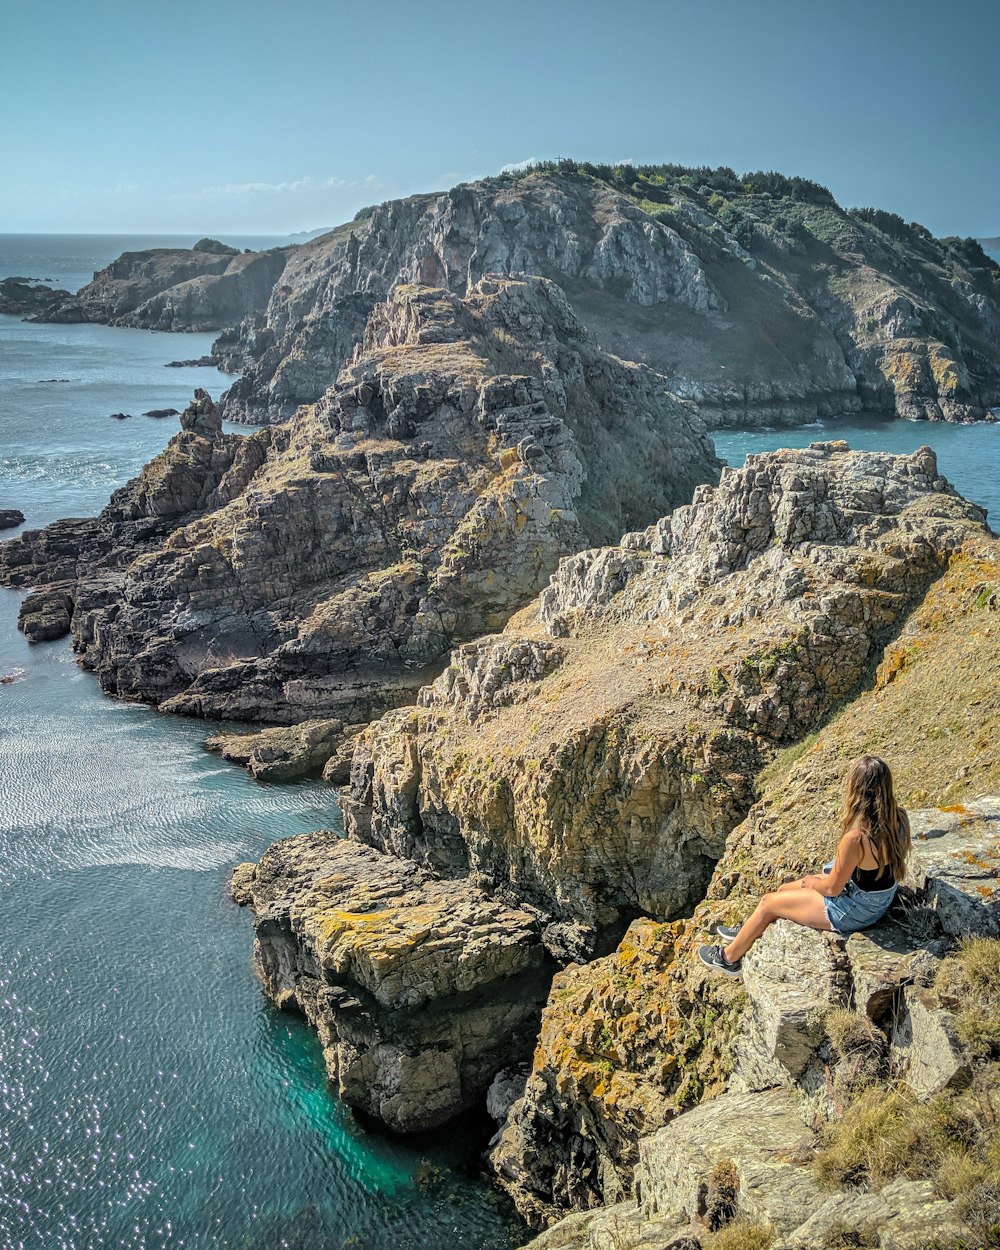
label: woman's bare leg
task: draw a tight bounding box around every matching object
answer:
[724,888,833,962]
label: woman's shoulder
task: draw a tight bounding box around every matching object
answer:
[838,827,866,855]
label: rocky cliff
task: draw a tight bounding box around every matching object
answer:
[211,167,1000,427]
[504,535,1000,1249]
[12,167,998,427]
[0,275,718,725]
[18,238,289,332]
[230,445,994,1241]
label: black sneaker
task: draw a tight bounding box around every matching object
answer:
[698,943,743,976]
[713,922,741,942]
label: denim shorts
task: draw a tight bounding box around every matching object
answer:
[820,860,897,935]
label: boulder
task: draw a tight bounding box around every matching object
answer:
[205,718,346,782]
[890,988,970,1097]
[844,920,947,1020]
[636,1087,824,1234]
[906,799,1000,937]
[736,922,851,1090]
[0,509,25,529]
[18,585,73,642]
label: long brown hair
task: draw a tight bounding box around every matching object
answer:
[840,755,911,882]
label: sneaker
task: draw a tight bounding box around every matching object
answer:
[713,922,741,942]
[698,943,743,976]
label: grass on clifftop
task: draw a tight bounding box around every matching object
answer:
[813,937,1000,1248]
[716,540,1000,898]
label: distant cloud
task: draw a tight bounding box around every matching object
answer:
[196,174,382,198]
[501,157,542,172]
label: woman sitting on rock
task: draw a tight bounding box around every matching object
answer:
[699,754,911,976]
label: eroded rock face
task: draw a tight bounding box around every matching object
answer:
[240,831,556,1131]
[211,172,1000,428]
[34,244,289,332]
[343,444,988,953]
[0,278,718,725]
[0,389,272,650]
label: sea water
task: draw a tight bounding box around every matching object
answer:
[0,237,527,1250]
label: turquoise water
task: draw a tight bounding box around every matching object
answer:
[0,241,527,1250]
[714,413,1000,524]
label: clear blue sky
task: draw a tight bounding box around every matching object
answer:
[3,0,997,237]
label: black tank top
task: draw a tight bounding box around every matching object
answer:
[851,830,895,892]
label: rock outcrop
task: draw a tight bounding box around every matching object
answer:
[0,509,25,530]
[33,243,289,332]
[0,277,71,317]
[234,831,556,1131]
[224,446,991,1236]
[0,277,718,725]
[343,444,987,951]
[209,168,1000,427]
[490,535,1000,1236]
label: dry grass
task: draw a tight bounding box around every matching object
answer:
[813,1086,934,1189]
[702,1218,777,1250]
[826,1007,885,1057]
[936,937,1000,1059]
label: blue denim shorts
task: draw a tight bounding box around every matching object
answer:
[820,861,897,935]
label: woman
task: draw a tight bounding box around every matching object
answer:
[699,754,911,976]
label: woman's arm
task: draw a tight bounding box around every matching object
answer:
[800,830,863,896]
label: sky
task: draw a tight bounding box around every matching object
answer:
[2,0,998,238]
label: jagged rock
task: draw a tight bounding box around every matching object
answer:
[776,1178,967,1250]
[0,509,25,529]
[844,920,948,1020]
[906,798,1000,936]
[0,276,719,725]
[18,584,73,642]
[486,1066,530,1129]
[636,1087,823,1234]
[229,861,257,905]
[346,445,988,945]
[205,718,345,782]
[521,1202,697,1250]
[209,171,1000,427]
[247,831,556,1131]
[0,276,70,316]
[178,389,221,438]
[890,988,970,1097]
[490,540,1000,1228]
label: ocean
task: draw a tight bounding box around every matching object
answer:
[0,237,527,1250]
[1,235,998,1250]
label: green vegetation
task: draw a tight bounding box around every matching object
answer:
[493,156,837,208]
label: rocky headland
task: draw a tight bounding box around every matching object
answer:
[211,169,1000,428]
[225,441,1000,1248]
[0,274,718,727]
[9,166,999,428]
[7,237,289,332]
